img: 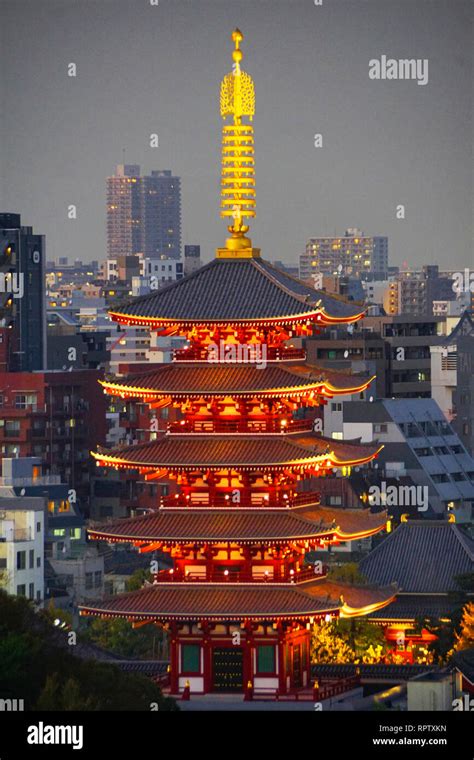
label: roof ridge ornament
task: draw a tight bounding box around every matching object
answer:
[217,29,260,259]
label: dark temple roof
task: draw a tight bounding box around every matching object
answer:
[94,433,382,469]
[360,521,474,594]
[79,577,395,622]
[451,649,474,685]
[88,505,386,544]
[367,595,455,621]
[110,257,363,324]
[102,362,373,397]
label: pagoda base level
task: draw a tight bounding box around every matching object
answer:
[169,622,310,695]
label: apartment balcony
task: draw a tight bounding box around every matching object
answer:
[0,528,33,542]
[0,475,61,487]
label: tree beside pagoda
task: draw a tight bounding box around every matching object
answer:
[454,601,474,652]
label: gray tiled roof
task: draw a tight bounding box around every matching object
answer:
[367,595,454,620]
[112,257,362,322]
[360,521,474,593]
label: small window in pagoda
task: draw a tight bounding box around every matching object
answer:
[257,645,275,674]
[182,644,201,674]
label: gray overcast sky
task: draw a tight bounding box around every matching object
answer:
[1,0,472,269]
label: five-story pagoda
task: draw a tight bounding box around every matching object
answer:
[80,30,395,695]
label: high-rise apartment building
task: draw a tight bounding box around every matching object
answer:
[300,228,388,280]
[106,165,142,259]
[106,165,181,260]
[0,213,46,371]
[142,170,181,259]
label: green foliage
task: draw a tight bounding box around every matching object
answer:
[311,618,388,664]
[335,618,387,658]
[126,568,154,592]
[454,601,474,652]
[327,563,368,585]
[81,616,167,659]
[0,590,178,711]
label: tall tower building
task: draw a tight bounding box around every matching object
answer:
[142,170,181,259]
[0,213,46,371]
[106,166,182,260]
[106,165,142,259]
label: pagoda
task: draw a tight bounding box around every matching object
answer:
[80,30,396,695]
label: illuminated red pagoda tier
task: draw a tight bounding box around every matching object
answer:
[80,29,396,695]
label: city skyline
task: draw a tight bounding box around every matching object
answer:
[1,0,472,269]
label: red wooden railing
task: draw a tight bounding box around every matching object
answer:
[167,418,313,434]
[153,565,327,585]
[159,491,320,509]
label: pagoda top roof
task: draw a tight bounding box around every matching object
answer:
[93,432,382,471]
[101,362,375,399]
[79,576,396,622]
[109,257,365,327]
[88,505,387,544]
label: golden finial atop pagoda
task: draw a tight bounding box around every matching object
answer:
[217,29,260,259]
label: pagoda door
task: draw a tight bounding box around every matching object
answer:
[212,647,244,692]
[292,644,302,688]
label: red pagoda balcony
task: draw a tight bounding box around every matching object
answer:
[167,418,314,435]
[173,346,306,362]
[154,565,327,584]
[159,491,320,509]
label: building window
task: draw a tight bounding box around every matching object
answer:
[94,571,102,587]
[257,645,275,674]
[5,421,20,438]
[85,572,93,590]
[29,583,34,600]
[182,644,200,674]
[374,424,388,434]
[36,557,41,568]
[14,393,37,410]
[16,551,26,570]
[331,403,342,412]
[36,522,41,533]
[29,550,34,569]
[16,584,26,596]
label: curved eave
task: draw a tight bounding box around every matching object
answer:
[333,524,387,542]
[340,593,398,619]
[87,508,387,545]
[330,444,384,468]
[108,308,365,330]
[78,579,396,623]
[98,374,376,401]
[90,446,382,472]
[78,606,339,623]
[87,529,334,544]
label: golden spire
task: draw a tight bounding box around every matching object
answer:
[217,29,260,258]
